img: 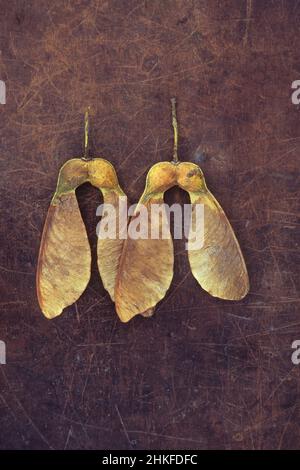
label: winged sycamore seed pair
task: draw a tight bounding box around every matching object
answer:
[36,99,249,323]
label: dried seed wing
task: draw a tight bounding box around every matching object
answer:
[37,191,91,319]
[187,189,249,300]
[96,186,127,301]
[115,193,174,323]
[88,158,128,301]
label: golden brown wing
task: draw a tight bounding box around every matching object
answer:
[36,191,91,319]
[97,187,127,301]
[187,190,249,300]
[115,193,174,322]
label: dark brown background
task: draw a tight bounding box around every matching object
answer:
[0,0,299,450]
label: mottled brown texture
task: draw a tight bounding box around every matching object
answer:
[0,0,299,450]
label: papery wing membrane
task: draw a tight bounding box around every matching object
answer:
[187,190,249,300]
[37,191,91,318]
[115,194,174,322]
[97,188,127,301]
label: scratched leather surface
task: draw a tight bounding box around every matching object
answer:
[0,0,299,450]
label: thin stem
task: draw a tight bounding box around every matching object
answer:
[171,97,179,163]
[82,107,91,161]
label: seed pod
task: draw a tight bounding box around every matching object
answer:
[115,99,249,322]
[37,111,126,319]
[37,157,126,319]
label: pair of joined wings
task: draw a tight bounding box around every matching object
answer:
[36,158,124,319]
[37,159,249,322]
